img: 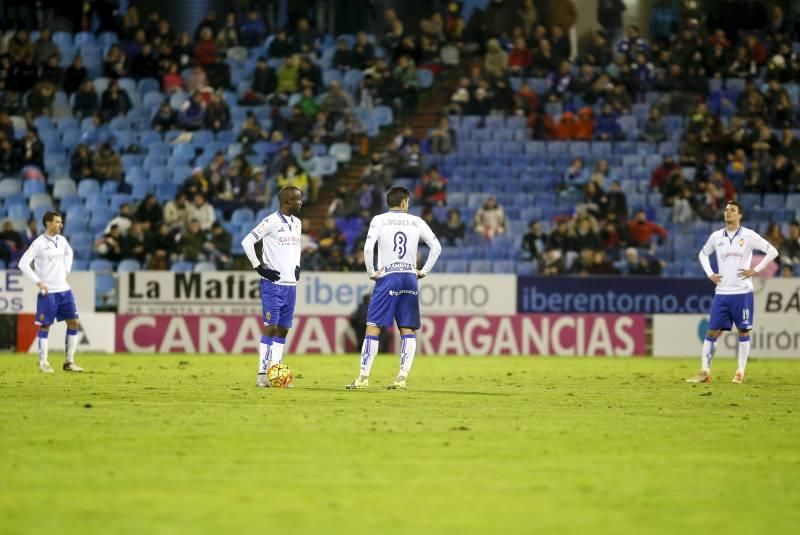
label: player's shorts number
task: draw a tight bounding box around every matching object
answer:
[393,231,407,259]
[743,308,749,321]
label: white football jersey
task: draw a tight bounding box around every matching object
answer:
[364,210,441,277]
[245,212,302,285]
[18,234,74,293]
[700,226,772,295]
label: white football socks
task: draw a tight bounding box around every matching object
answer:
[737,335,751,372]
[270,337,286,366]
[66,329,79,364]
[399,334,416,377]
[359,335,380,377]
[701,336,717,371]
[37,330,49,365]
[258,335,272,374]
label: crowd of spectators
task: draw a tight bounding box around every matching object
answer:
[0,1,454,271]
[406,0,800,276]
[1,0,799,277]
[91,191,233,269]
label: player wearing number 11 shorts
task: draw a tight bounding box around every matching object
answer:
[346,186,441,390]
[688,200,778,385]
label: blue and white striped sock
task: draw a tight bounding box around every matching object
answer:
[399,334,417,377]
[360,335,380,377]
[258,335,272,374]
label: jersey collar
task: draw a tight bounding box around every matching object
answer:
[276,211,293,228]
[723,226,741,244]
[43,234,59,246]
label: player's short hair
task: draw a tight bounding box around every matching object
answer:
[278,185,301,202]
[726,200,744,218]
[386,186,410,208]
[42,211,62,227]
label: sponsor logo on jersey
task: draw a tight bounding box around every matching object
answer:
[389,289,418,296]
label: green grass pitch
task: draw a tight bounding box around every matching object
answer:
[1,354,799,534]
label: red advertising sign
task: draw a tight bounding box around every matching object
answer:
[115,314,646,356]
[417,314,645,356]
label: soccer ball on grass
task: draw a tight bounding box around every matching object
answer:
[267,363,293,388]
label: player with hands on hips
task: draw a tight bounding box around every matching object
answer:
[688,200,779,384]
[241,186,303,387]
[347,186,441,390]
[18,211,84,373]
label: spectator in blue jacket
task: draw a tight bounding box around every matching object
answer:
[595,103,622,140]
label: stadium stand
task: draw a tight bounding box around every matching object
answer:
[0,1,797,280]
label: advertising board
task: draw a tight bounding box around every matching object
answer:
[653,314,800,358]
[17,312,116,353]
[115,313,646,356]
[0,271,95,314]
[118,272,517,315]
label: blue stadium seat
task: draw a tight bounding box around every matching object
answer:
[171,261,195,272]
[89,259,114,273]
[194,261,217,272]
[95,273,116,306]
[492,260,515,273]
[446,259,468,273]
[90,207,114,225]
[71,259,90,271]
[762,194,785,211]
[117,259,141,272]
[231,208,255,224]
[468,260,492,273]
[0,179,22,197]
[22,180,47,196]
[110,194,133,212]
[77,179,101,197]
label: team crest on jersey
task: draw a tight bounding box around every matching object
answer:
[738,238,745,247]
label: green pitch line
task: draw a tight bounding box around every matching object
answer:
[1,355,799,535]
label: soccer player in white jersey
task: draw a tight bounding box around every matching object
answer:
[18,211,84,373]
[241,186,303,387]
[688,200,778,384]
[347,186,442,390]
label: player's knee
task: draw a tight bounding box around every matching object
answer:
[706,329,721,338]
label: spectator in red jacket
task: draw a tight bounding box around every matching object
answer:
[574,107,595,140]
[650,155,679,192]
[744,34,767,65]
[508,37,533,75]
[628,209,668,247]
[415,166,448,207]
[554,111,578,140]
[193,27,218,65]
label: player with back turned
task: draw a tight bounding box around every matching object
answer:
[688,200,778,384]
[346,186,441,390]
[241,186,303,387]
[18,211,84,373]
